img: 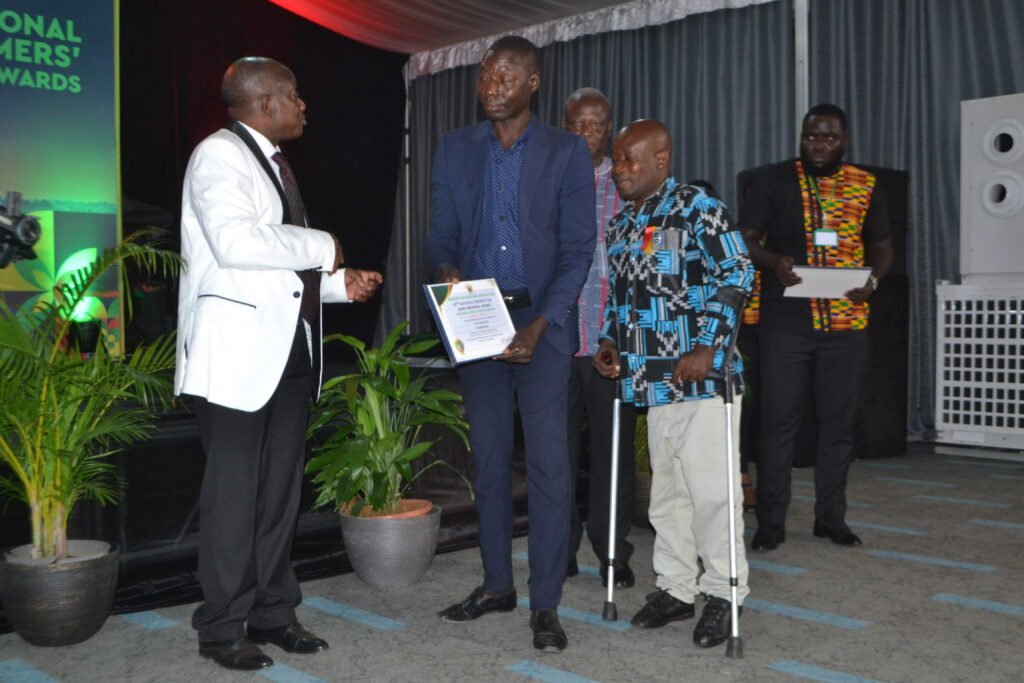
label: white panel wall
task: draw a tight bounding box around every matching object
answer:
[959,92,1024,283]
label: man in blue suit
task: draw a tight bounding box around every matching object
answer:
[427,35,596,652]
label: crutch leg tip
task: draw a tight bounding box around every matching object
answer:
[602,602,618,621]
[726,637,744,658]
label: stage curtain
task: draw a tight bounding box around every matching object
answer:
[809,0,1024,436]
[378,0,794,340]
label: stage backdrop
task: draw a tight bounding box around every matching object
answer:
[0,1,122,349]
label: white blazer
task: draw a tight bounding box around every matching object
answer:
[175,127,352,412]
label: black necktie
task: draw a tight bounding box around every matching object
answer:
[272,151,319,323]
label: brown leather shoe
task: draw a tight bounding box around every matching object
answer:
[530,608,568,652]
[438,586,517,622]
[199,637,273,670]
[247,622,328,654]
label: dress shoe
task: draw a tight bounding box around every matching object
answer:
[600,561,635,588]
[199,637,273,670]
[566,557,580,578]
[630,589,695,628]
[693,596,742,648]
[751,527,785,551]
[438,586,517,622]
[247,622,328,654]
[813,519,862,546]
[530,608,568,652]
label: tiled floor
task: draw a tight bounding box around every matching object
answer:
[2,449,1023,682]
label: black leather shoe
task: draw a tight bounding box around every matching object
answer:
[199,638,273,670]
[530,608,568,652]
[600,562,635,588]
[630,589,695,628]
[693,596,742,648]
[247,622,328,654]
[438,586,517,622]
[814,519,862,546]
[567,557,580,578]
[751,527,785,551]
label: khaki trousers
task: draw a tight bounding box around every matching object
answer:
[647,398,750,605]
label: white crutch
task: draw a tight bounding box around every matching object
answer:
[718,316,745,658]
[602,351,622,621]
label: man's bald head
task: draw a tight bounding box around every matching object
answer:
[617,120,672,161]
[222,57,306,145]
[564,87,609,111]
[611,119,673,201]
[222,57,292,112]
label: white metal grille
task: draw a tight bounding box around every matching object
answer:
[936,283,1024,449]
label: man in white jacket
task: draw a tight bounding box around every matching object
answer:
[176,56,381,671]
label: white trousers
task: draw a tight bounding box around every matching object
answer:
[647,398,750,605]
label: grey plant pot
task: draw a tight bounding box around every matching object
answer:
[0,540,119,646]
[340,504,441,588]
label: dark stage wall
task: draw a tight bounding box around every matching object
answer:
[120,0,408,351]
[2,1,412,633]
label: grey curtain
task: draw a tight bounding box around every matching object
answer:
[378,0,1024,437]
[809,0,1024,436]
[379,0,794,338]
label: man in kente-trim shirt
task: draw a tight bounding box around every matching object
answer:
[594,119,753,648]
[741,103,893,552]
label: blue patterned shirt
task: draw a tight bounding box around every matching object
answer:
[469,122,530,291]
[601,177,753,407]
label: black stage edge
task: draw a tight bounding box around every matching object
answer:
[0,365,527,635]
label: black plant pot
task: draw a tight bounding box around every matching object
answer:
[0,540,119,646]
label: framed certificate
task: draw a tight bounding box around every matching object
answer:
[784,266,872,299]
[423,279,516,364]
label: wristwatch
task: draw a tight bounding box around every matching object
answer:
[867,274,880,291]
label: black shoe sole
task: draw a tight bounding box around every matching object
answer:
[630,611,695,629]
[199,650,273,670]
[439,603,516,622]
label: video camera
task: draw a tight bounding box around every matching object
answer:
[0,191,41,268]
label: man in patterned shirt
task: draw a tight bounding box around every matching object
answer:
[562,87,636,589]
[741,104,893,552]
[594,120,753,648]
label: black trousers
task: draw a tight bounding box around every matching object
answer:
[567,355,636,565]
[737,324,761,475]
[191,322,312,641]
[755,327,868,532]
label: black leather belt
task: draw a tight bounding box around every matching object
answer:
[502,290,531,311]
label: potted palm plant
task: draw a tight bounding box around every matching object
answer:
[0,230,180,646]
[305,322,469,588]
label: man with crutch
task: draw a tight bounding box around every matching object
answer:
[593,119,753,648]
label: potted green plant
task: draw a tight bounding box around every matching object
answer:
[305,322,470,588]
[0,230,180,646]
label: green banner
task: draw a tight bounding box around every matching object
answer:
[0,1,122,349]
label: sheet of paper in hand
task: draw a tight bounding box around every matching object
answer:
[424,279,517,364]
[785,266,872,299]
